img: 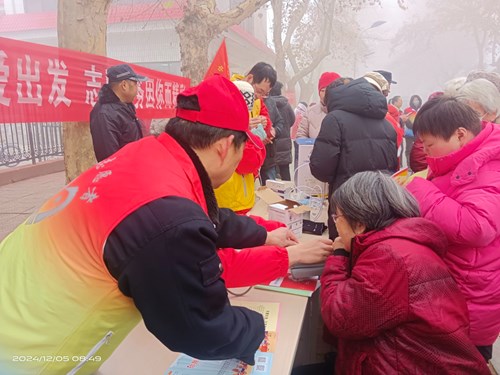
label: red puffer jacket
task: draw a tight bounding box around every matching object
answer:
[320,218,490,375]
[386,104,404,148]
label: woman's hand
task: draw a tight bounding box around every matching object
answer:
[333,237,348,251]
[265,227,299,247]
[287,238,334,266]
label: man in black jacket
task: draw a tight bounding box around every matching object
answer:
[261,96,284,184]
[90,64,147,162]
[269,81,295,181]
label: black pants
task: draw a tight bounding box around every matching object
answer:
[476,344,493,362]
[260,166,277,186]
[277,164,291,181]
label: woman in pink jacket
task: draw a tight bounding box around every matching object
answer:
[406,96,500,362]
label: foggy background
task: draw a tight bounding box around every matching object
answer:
[302,0,499,107]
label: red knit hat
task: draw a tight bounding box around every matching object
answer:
[318,72,341,92]
[176,75,249,132]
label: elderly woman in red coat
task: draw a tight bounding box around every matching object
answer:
[320,171,489,375]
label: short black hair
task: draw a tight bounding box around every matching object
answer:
[165,95,247,150]
[248,62,277,87]
[413,96,482,139]
[269,81,283,96]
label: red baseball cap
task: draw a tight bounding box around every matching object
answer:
[176,75,250,133]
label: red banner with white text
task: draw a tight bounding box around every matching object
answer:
[0,37,190,123]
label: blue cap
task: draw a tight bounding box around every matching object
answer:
[107,64,147,82]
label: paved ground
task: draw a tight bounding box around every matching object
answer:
[0,171,498,372]
[0,171,65,240]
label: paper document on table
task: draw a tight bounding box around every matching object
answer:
[255,273,319,297]
[165,302,279,375]
[232,300,279,332]
[391,167,409,178]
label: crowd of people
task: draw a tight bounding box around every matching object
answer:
[0,61,498,375]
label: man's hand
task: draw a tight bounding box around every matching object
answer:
[287,238,334,266]
[249,117,261,129]
[265,227,299,247]
[264,127,276,145]
[257,115,267,125]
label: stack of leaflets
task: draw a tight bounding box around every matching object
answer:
[166,301,279,375]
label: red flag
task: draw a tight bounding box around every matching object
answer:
[204,39,230,80]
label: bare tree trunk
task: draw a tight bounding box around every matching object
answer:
[286,0,334,92]
[57,0,111,182]
[176,7,215,84]
[271,0,286,84]
[472,26,487,70]
[298,78,315,103]
[176,0,270,85]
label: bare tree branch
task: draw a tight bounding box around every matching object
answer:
[288,49,330,88]
[214,0,270,32]
[283,2,308,51]
[287,0,335,88]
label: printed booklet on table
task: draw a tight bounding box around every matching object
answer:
[165,301,279,375]
[391,167,409,178]
[255,273,320,297]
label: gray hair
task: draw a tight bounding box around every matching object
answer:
[466,70,500,93]
[443,77,466,96]
[331,171,420,232]
[456,78,500,116]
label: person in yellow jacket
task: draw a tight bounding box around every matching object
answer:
[215,62,278,213]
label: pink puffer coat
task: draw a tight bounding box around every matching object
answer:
[407,121,500,345]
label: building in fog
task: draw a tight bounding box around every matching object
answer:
[0,0,275,77]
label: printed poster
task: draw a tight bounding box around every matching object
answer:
[165,301,279,375]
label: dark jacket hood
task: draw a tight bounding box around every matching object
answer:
[272,95,289,109]
[354,217,448,258]
[409,94,423,111]
[326,78,388,119]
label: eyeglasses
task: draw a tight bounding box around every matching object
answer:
[252,84,270,98]
[332,214,344,223]
[255,88,269,98]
